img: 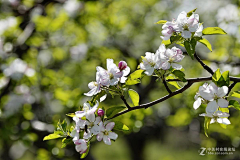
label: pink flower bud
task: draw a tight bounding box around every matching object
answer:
[118,61,127,70]
[97,108,104,117]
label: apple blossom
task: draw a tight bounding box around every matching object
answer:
[200,111,231,125]
[198,82,228,114]
[75,101,99,119]
[74,139,88,154]
[158,44,184,70]
[194,24,203,37]
[84,81,101,96]
[193,83,209,110]
[140,52,161,76]
[96,122,118,145]
[85,114,102,135]
[118,61,130,83]
[160,21,179,40]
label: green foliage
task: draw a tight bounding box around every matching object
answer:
[184,39,196,59]
[106,106,126,119]
[212,69,230,87]
[202,27,227,35]
[161,39,171,47]
[44,120,69,141]
[231,91,240,98]
[128,89,140,106]
[43,131,64,141]
[166,75,181,89]
[61,137,72,148]
[171,70,187,82]
[229,100,240,110]
[125,70,144,85]
[204,117,211,137]
[199,38,212,51]
[155,20,167,24]
[170,35,182,44]
[187,8,197,17]
[66,113,76,117]
[113,121,130,132]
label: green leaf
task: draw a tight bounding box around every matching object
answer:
[204,117,211,137]
[221,71,230,86]
[66,113,76,117]
[128,89,140,106]
[113,121,130,131]
[202,27,227,35]
[219,107,229,113]
[162,39,171,47]
[43,131,63,141]
[106,106,126,119]
[57,119,68,134]
[61,137,72,148]
[172,70,187,82]
[212,69,221,83]
[125,70,144,85]
[231,91,240,98]
[184,41,195,59]
[229,100,240,110]
[212,69,230,87]
[166,75,181,89]
[80,143,90,159]
[155,20,167,24]
[187,8,197,17]
[90,91,107,103]
[170,35,181,43]
[199,38,212,51]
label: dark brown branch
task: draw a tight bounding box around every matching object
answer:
[194,53,214,75]
[227,81,238,96]
[120,96,131,110]
[162,79,172,94]
[167,76,212,82]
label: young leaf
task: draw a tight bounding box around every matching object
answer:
[187,8,197,17]
[155,20,167,24]
[221,71,230,86]
[61,137,72,148]
[204,117,211,137]
[170,35,181,43]
[43,131,63,141]
[80,143,90,159]
[184,41,195,59]
[106,106,126,119]
[113,121,130,131]
[212,69,230,87]
[231,91,240,98]
[212,69,221,83]
[166,75,181,89]
[66,113,76,117]
[57,119,68,134]
[199,38,212,51]
[128,89,140,106]
[229,100,240,110]
[172,70,187,82]
[125,70,144,85]
[162,39,171,47]
[202,27,227,35]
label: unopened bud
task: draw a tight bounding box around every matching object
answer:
[97,108,104,117]
[118,61,127,70]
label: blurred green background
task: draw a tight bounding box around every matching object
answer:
[0,0,240,160]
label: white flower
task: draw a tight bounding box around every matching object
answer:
[200,111,231,125]
[158,45,184,70]
[118,61,130,83]
[199,83,228,114]
[193,83,209,110]
[85,114,102,136]
[74,139,88,154]
[84,81,101,96]
[75,101,99,119]
[140,52,161,76]
[160,21,179,40]
[194,24,203,37]
[96,122,118,145]
[176,11,199,39]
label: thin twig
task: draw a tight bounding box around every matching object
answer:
[162,78,172,94]
[227,81,238,96]
[194,53,214,75]
[120,96,131,110]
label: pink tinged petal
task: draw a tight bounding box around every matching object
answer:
[75,111,85,118]
[206,101,219,114]
[118,61,127,70]
[88,101,99,114]
[114,71,123,78]
[98,122,105,132]
[217,86,228,97]
[171,63,182,70]
[144,67,154,76]
[210,118,216,124]
[193,97,202,110]
[217,98,229,108]
[123,66,130,76]
[108,132,118,140]
[83,130,91,139]
[165,49,174,58]
[91,126,100,135]
[106,122,115,131]
[181,30,192,39]
[100,94,107,102]
[161,62,170,70]
[97,132,104,141]
[103,135,111,145]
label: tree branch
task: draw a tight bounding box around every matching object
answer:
[120,95,131,110]
[162,79,172,94]
[227,81,238,96]
[194,53,214,75]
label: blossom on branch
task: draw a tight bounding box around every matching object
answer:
[200,111,231,125]
[96,122,118,145]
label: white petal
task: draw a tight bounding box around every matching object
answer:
[123,66,130,76]
[210,118,216,124]
[75,111,86,118]
[97,132,103,141]
[199,91,214,101]
[94,117,102,124]
[83,130,91,139]
[171,63,182,70]
[144,67,154,76]
[182,30,192,39]
[106,122,115,131]
[120,76,127,83]
[206,101,218,114]
[193,97,202,110]
[221,118,231,125]
[107,59,114,71]
[103,135,111,145]
[161,61,170,70]
[88,101,99,114]
[91,126,100,135]
[217,86,228,97]
[86,113,95,122]
[108,132,118,140]
[84,87,97,96]
[217,98,229,108]
[100,94,107,102]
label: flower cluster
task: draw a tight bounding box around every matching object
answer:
[194,82,230,125]
[70,101,118,154]
[140,44,184,76]
[161,11,203,40]
[84,59,130,97]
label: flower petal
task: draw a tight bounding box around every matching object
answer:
[108,132,118,140]
[221,118,231,125]
[97,132,103,141]
[193,97,202,110]
[161,61,170,70]
[100,94,107,102]
[210,118,216,124]
[106,122,115,131]
[103,135,111,145]
[171,63,182,70]
[217,98,229,108]
[206,101,218,114]
[181,30,192,39]
[123,66,130,76]
[217,86,228,97]
[144,67,154,76]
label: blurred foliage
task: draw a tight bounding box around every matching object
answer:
[0,0,239,160]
